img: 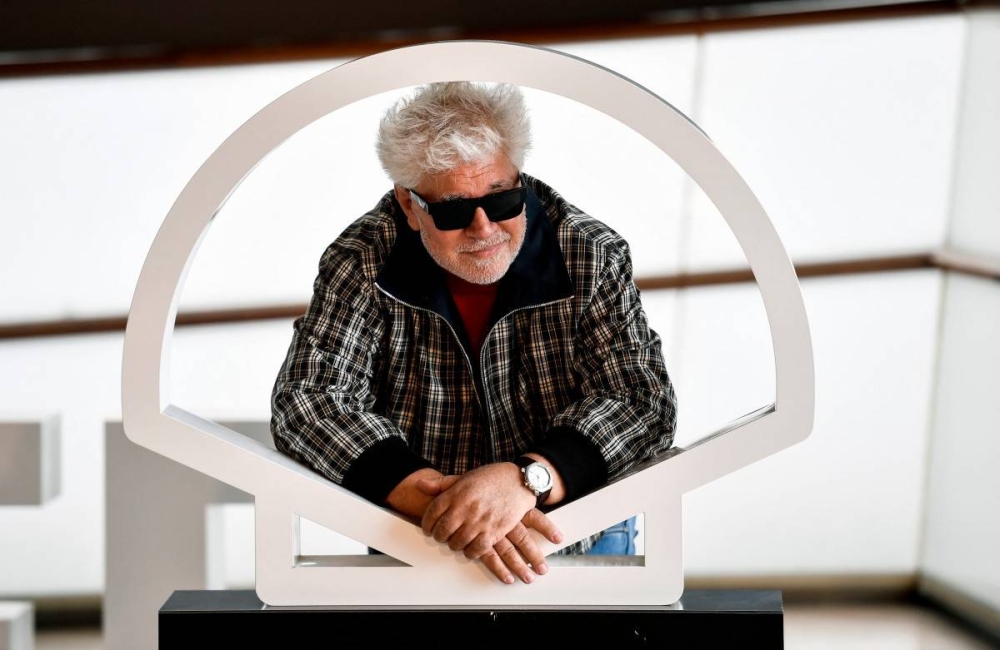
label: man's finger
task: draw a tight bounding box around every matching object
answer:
[421,495,450,536]
[465,529,499,558]
[447,523,480,553]
[415,474,460,496]
[506,523,547,575]
[492,537,534,584]
[522,508,563,544]
[478,549,514,585]
[431,511,463,543]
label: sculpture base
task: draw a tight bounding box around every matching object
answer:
[160,589,783,648]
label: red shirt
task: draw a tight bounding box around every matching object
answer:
[444,272,499,354]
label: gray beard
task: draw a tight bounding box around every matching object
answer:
[420,227,525,285]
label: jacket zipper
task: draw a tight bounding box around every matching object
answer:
[373,283,483,409]
[376,282,573,464]
[477,296,574,462]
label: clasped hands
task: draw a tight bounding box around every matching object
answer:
[388,462,563,585]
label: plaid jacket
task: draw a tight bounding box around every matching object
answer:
[270,173,677,554]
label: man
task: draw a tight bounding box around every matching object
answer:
[270,81,677,585]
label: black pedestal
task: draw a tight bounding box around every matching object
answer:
[160,589,783,648]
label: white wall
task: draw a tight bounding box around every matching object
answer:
[921,274,1000,610]
[947,10,1000,261]
[522,36,698,278]
[919,8,1000,616]
[0,59,352,322]
[0,14,968,596]
[681,271,941,576]
[687,15,963,270]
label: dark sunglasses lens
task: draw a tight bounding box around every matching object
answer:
[484,187,526,222]
[429,203,472,231]
[428,187,527,231]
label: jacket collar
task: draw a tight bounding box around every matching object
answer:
[375,179,575,351]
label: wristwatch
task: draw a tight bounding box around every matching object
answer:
[513,456,554,507]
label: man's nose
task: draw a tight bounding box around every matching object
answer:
[464,206,496,238]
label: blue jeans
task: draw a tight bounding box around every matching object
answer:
[585,516,638,555]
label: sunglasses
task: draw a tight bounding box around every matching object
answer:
[407,178,527,231]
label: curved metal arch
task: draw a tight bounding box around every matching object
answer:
[122,40,813,606]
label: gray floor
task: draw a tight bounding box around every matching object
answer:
[35,602,998,649]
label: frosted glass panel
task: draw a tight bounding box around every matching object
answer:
[0,58,345,322]
[169,319,296,417]
[529,37,698,278]
[547,36,699,117]
[1,20,964,324]
[922,274,1000,610]
[686,15,963,269]
[178,87,405,311]
[0,37,699,323]
[948,11,1000,261]
[684,270,941,575]
[670,282,773,449]
[523,87,686,278]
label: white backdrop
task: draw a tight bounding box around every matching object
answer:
[0,14,972,596]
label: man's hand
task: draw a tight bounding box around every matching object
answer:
[477,509,563,584]
[385,467,446,521]
[417,462,536,558]
[417,477,564,584]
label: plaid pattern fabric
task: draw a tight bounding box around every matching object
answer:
[270,174,677,555]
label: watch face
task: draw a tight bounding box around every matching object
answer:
[525,464,551,490]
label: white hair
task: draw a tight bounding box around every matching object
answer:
[376,81,531,188]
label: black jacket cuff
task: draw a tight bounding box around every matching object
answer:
[343,437,434,505]
[527,426,608,504]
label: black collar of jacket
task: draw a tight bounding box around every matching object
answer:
[375,179,575,358]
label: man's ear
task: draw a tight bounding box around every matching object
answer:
[393,184,421,232]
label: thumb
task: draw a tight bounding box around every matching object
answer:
[416,474,460,496]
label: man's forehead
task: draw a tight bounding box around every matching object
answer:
[418,158,518,201]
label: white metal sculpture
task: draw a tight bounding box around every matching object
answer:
[122,40,814,606]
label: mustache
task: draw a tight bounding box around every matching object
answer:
[456,233,511,253]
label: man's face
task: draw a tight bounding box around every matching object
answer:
[395,155,527,285]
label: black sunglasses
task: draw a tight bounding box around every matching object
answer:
[407,177,527,231]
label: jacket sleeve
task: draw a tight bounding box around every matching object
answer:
[270,245,433,505]
[530,240,677,503]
